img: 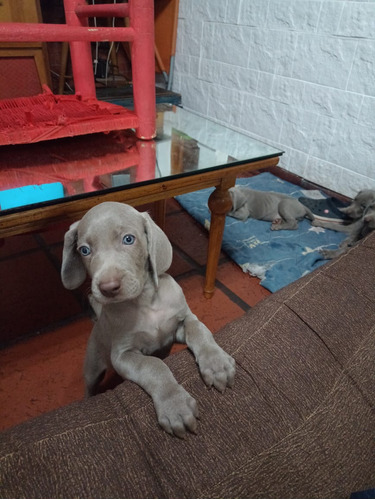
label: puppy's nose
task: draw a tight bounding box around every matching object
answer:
[99,279,121,298]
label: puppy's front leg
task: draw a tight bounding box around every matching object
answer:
[320,235,354,259]
[112,351,198,438]
[178,313,236,392]
[84,332,108,397]
[320,247,346,259]
[312,219,354,233]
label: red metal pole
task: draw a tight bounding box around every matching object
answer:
[0,23,134,42]
[130,0,156,139]
[135,139,156,181]
[75,3,130,19]
[64,0,96,98]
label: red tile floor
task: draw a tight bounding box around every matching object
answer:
[0,166,346,432]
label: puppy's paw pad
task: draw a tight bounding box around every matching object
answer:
[156,387,199,438]
[198,348,236,392]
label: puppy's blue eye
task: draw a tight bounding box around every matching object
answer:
[123,234,135,245]
[79,245,91,256]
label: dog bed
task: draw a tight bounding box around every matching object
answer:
[176,172,347,292]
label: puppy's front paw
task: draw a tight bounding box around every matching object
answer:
[155,386,199,439]
[320,249,335,260]
[198,346,235,393]
[271,218,282,230]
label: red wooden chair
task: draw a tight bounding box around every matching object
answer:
[0,0,156,145]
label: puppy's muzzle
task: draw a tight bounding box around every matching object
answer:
[92,269,144,303]
[99,278,121,298]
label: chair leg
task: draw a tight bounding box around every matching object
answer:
[129,0,156,139]
[64,0,96,98]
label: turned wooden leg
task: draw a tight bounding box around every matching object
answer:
[204,177,236,298]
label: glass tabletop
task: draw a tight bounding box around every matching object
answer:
[0,104,283,216]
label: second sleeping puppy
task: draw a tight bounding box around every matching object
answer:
[338,189,375,221]
[228,186,314,230]
[61,202,235,439]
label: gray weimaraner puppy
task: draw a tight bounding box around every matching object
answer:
[228,186,314,230]
[337,189,375,220]
[313,197,375,259]
[61,202,235,438]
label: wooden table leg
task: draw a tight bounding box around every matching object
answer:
[153,199,166,230]
[204,176,236,298]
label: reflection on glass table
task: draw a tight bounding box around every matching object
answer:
[0,105,281,213]
[0,105,283,297]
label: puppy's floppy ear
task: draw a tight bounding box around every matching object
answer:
[142,212,173,287]
[228,187,237,212]
[61,221,87,290]
[229,187,246,212]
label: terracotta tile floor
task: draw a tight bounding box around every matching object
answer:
[0,196,270,432]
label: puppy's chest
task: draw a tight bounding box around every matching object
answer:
[110,301,182,355]
[138,304,179,335]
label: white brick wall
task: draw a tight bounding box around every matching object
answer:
[172,0,375,197]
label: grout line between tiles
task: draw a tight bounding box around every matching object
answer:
[171,241,206,275]
[0,237,43,263]
[171,241,251,312]
[34,234,62,270]
[214,280,252,313]
[34,234,90,314]
[0,311,89,351]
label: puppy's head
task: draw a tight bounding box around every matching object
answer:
[228,186,248,216]
[61,202,172,304]
[341,189,375,219]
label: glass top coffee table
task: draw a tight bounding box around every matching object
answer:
[0,104,283,297]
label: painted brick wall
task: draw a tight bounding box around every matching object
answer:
[172,0,375,197]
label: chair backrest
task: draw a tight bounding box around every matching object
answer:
[0,0,156,140]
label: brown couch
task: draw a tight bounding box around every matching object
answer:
[1,232,374,499]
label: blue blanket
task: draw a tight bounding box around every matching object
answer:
[176,172,346,293]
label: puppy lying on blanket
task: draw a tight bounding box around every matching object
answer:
[313,191,375,259]
[228,186,314,230]
[337,189,375,221]
[61,202,235,438]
